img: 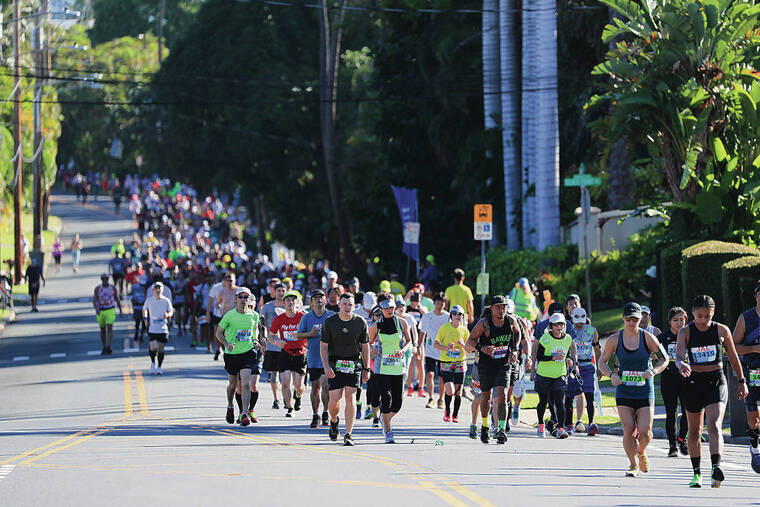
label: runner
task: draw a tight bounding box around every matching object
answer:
[212,272,238,360]
[321,292,371,446]
[269,291,306,418]
[466,295,521,444]
[261,282,286,409]
[395,296,419,406]
[325,286,342,313]
[368,293,412,443]
[24,258,45,313]
[355,292,378,420]
[93,273,123,354]
[70,234,83,273]
[194,272,214,352]
[131,274,149,344]
[295,289,334,428]
[531,312,576,439]
[733,284,760,473]
[108,252,128,298]
[598,302,669,477]
[657,307,689,456]
[216,287,261,427]
[564,307,600,436]
[142,282,174,374]
[641,306,662,336]
[434,305,469,423]
[234,294,267,423]
[207,273,225,360]
[506,298,533,431]
[676,295,747,487]
[419,293,450,409]
[52,236,63,273]
[445,268,475,325]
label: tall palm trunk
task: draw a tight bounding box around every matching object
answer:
[483,0,501,130]
[521,1,537,248]
[499,0,520,249]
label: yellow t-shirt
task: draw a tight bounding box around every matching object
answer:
[389,281,406,296]
[435,322,469,362]
[445,284,474,316]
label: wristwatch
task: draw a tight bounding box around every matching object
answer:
[739,378,747,384]
[475,343,483,352]
[362,368,370,372]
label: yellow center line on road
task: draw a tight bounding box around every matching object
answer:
[441,481,495,507]
[133,370,150,416]
[19,428,112,465]
[417,480,468,507]
[123,371,133,416]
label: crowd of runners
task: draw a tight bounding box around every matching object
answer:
[85,176,760,489]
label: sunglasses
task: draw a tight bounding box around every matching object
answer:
[551,322,566,326]
[237,294,250,299]
[451,312,463,317]
[624,317,639,322]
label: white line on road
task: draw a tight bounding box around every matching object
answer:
[87,350,102,356]
[165,346,175,351]
[12,356,29,361]
[124,348,139,353]
[0,465,14,481]
[50,353,66,358]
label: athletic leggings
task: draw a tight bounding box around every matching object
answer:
[537,389,565,428]
[564,392,595,426]
[660,371,688,444]
[375,374,403,414]
[368,375,381,409]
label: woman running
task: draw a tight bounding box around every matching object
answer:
[676,295,747,488]
[368,293,412,443]
[70,234,83,273]
[598,302,668,477]
[52,237,64,273]
[434,305,469,423]
[657,307,689,457]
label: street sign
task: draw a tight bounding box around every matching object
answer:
[474,222,492,241]
[403,222,420,244]
[474,204,492,223]
[564,174,601,187]
[476,272,490,295]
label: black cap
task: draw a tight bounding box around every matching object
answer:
[345,277,359,286]
[491,295,508,306]
[310,289,325,298]
[623,302,642,318]
[548,302,564,315]
[274,282,286,290]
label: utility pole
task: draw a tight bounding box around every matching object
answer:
[12,0,22,282]
[42,0,51,232]
[32,3,43,253]
[157,0,166,62]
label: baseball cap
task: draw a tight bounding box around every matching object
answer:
[425,254,435,264]
[379,280,391,293]
[623,302,642,319]
[327,271,338,280]
[413,282,425,292]
[517,277,529,287]
[395,295,405,307]
[450,305,465,315]
[283,290,300,300]
[641,305,651,314]
[310,289,325,298]
[274,282,286,290]
[505,298,516,314]
[491,295,508,306]
[378,298,396,309]
[153,281,164,288]
[346,277,359,286]
[236,287,252,297]
[571,307,587,324]
[549,313,566,325]
[363,292,377,310]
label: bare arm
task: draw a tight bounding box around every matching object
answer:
[644,331,668,376]
[675,326,691,377]
[597,334,618,380]
[721,323,748,391]
[320,341,334,378]
[732,315,759,355]
[465,319,485,353]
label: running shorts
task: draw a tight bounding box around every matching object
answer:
[133,309,143,323]
[328,370,361,391]
[743,363,760,412]
[616,397,654,410]
[533,374,566,395]
[684,369,727,413]
[97,307,116,328]
[148,332,169,343]
[566,362,596,397]
[308,367,325,382]
[424,357,440,376]
[278,352,307,375]
[210,314,222,327]
[262,350,280,372]
[224,349,258,376]
[478,362,510,392]
[29,283,40,296]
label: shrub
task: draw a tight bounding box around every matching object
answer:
[721,256,760,327]
[681,241,759,323]
[657,240,698,323]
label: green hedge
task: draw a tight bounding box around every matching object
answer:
[721,256,760,327]
[681,241,759,323]
[657,240,698,323]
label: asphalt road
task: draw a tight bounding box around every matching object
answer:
[1,195,759,506]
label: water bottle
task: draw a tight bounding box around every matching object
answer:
[434,440,445,446]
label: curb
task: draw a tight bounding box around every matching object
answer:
[599,425,750,445]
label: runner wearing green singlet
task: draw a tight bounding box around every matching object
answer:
[434,305,469,423]
[215,287,261,427]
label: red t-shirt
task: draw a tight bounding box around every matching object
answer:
[270,311,306,356]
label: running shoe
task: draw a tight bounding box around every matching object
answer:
[480,426,490,444]
[329,418,339,441]
[637,451,650,473]
[751,448,760,474]
[632,426,639,439]
[443,411,451,422]
[372,417,380,428]
[285,408,293,418]
[701,432,708,443]
[385,430,395,444]
[537,423,545,438]
[625,464,639,477]
[496,429,508,445]
[678,437,688,455]
[322,412,329,426]
[565,425,575,436]
[190,340,197,347]
[294,396,302,411]
[452,416,459,423]
[156,367,162,375]
[469,424,477,439]
[214,350,220,361]
[711,464,724,488]
[504,419,511,433]
[575,421,586,433]
[363,407,373,420]
[237,414,242,424]
[556,428,569,439]
[407,386,414,396]
[689,473,702,488]
[226,406,235,424]
[149,363,156,374]
[240,413,250,426]
[272,400,280,410]
[310,415,320,428]
[356,402,362,420]
[249,411,258,423]
[510,406,520,427]
[417,390,427,398]
[437,399,444,409]
[587,423,599,437]
[343,433,355,446]
[668,445,678,458]
[546,419,556,435]
[425,398,435,409]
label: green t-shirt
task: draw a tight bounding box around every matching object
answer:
[218,309,260,355]
[536,332,572,378]
[445,284,474,317]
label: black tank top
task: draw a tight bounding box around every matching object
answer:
[686,322,722,367]
[657,329,679,375]
[479,316,516,366]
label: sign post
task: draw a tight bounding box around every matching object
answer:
[563,163,601,316]
[474,204,492,310]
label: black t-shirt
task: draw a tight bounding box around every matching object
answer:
[326,303,340,313]
[26,265,42,285]
[478,315,518,367]
[261,293,274,305]
[321,314,369,367]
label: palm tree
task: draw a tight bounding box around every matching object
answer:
[482,0,500,130]
[499,0,520,249]
[521,1,537,248]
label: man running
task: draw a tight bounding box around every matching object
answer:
[131,274,149,344]
[445,268,475,325]
[732,284,760,473]
[108,251,128,298]
[296,289,334,428]
[143,282,174,374]
[261,282,286,408]
[419,293,450,408]
[207,272,225,360]
[565,307,600,435]
[24,258,45,313]
[321,292,370,446]
[93,273,123,354]
[216,287,261,427]
[269,291,306,418]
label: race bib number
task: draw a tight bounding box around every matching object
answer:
[235,329,252,342]
[551,347,565,361]
[382,355,403,367]
[576,343,592,361]
[335,360,356,374]
[283,331,297,342]
[446,349,462,359]
[691,345,717,364]
[621,370,646,387]
[492,346,509,359]
[152,318,164,325]
[750,369,760,387]
[667,343,677,361]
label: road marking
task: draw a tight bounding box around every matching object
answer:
[19,428,111,465]
[78,298,91,303]
[0,423,111,466]
[165,346,175,351]
[0,465,15,482]
[442,480,496,506]
[124,348,139,353]
[12,356,29,361]
[50,353,66,358]
[134,370,150,416]
[417,480,468,507]
[123,371,134,417]
[87,350,101,356]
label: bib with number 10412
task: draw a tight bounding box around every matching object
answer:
[621,370,646,386]
[750,369,760,387]
[576,343,592,361]
[235,329,252,342]
[691,345,717,363]
[446,349,462,359]
[382,355,403,367]
[335,360,356,373]
[492,346,509,359]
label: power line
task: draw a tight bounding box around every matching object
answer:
[229,0,562,15]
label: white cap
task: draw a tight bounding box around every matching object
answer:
[641,305,651,314]
[571,307,587,324]
[327,271,338,280]
[235,287,252,297]
[646,265,656,278]
[363,291,377,310]
[549,313,566,325]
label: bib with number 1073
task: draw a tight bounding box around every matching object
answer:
[621,370,646,386]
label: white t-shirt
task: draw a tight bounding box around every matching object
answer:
[144,295,173,334]
[208,282,223,317]
[420,311,450,360]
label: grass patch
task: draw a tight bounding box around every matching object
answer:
[591,307,622,335]
[0,210,62,279]
[519,391,618,410]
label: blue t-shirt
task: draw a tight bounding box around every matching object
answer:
[298,309,335,368]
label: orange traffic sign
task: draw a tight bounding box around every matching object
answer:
[474,204,492,223]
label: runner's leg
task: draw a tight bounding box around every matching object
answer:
[344,387,358,434]
[281,370,293,409]
[618,406,638,467]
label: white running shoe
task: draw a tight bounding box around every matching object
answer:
[156,367,163,375]
[385,430,395,444]
[149,363,156,374]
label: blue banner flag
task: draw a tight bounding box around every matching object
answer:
[391,185,419,262]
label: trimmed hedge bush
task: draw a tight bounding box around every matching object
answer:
[681,241,759,323]
[721,256,760,327]
[657,240,698,324]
